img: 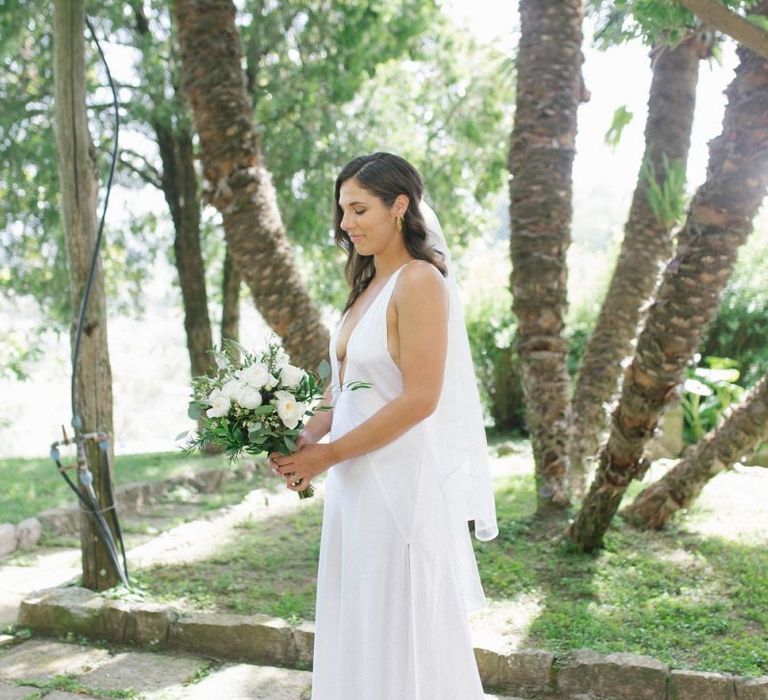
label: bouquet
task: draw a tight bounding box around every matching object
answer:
[178,337,333,499]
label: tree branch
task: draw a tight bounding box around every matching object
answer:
[117,147,162,189]
[678,0,768,60]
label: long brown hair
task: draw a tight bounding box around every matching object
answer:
[333,152,447,314]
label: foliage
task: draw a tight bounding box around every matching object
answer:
[604,105,634,148]
[464,281,527,433]
[700,226,768,387]
[250,7,515,309]
[681,355,744,443]
[641,154,687,229]
[586,0,756,47]
[0,0,167,357]
[0,2,69,323]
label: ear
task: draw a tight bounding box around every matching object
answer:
[393,193,410,218]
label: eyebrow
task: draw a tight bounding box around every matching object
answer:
[339,200,366,207]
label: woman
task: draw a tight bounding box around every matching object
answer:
[270,152,498,699]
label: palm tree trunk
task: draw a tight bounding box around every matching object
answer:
[221,245,241,362]
[53,0,117,590]
[569,35,711,495]
[508,0,587,512]
[622,372,768,529]
[567,32,768,552]
[172,0,329,372]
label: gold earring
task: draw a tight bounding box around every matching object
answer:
[396,215,404,232]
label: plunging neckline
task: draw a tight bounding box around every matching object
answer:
[335,261,412,386]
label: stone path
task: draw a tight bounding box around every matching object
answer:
[0,639,519,699]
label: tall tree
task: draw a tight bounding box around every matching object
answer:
[567,18,768,550]
[507,0,588,512]
[221,247,241,359]
[569,31,712,494]
[126,2,216,384]
[172,0,330,371]
[623,371,768,528]
[52,0,117,589]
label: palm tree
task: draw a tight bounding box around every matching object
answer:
[567,36,768,551]
[507,0,588,512]
[623,372,768,529]
[172,0,329,371]
[569,33,713,494]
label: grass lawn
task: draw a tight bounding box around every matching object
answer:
[0,450,237,524]
[130,438,768,678]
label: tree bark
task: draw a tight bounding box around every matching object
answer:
[172,0,329,372]
[52,0,117,590]
[569,35,710,495]
[678,0,768,61]
[567,29,768,551]
[155,121,215,379]
[507,0,587,513]
[622,372,768,529]
[221,245,241,362]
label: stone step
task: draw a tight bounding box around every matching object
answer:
[0,638,530,699]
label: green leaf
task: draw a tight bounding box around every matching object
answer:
[175,430,190,442]
[188,402,204,420]
[317,359,331,380]
[284,436,297,452]
[684,378,713,397]
[746,13,768,33]
[604,105,633,148]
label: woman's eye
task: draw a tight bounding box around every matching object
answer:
[354,210,365,215]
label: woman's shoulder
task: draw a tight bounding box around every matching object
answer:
[396,259,448,304]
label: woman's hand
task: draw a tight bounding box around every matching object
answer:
[269,442,337,492]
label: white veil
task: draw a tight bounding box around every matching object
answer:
[419,200,498,542]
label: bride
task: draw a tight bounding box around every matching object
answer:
[270,152,498,699]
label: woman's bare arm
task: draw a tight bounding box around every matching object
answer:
[300,379,334,443]
[328,261,449,464]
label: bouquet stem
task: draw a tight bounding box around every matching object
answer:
[298,483,315,499]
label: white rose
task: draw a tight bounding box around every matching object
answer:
[220,378,242,400]
[236,384,263,410]
[206,390,230,418]
[238,362,270,389]
[263,373,278,391]
[280,364,305,389]
[274,347,290,369]
[274,390,305,430]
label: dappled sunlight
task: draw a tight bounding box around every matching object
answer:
[469,592,544,653]
[128,479,321,569]
[683,465,768,544]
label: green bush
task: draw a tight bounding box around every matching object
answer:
[681,355,744,444]
[465,288,527,434]
[700,229,768,387]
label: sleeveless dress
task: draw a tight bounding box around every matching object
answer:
[311,261,487,700]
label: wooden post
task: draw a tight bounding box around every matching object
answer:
[52,0,118,590]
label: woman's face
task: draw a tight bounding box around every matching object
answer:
[338,178,406,257]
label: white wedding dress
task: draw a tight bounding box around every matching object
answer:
[310,261,488,699]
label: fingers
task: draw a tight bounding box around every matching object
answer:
[269,452,293,476]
